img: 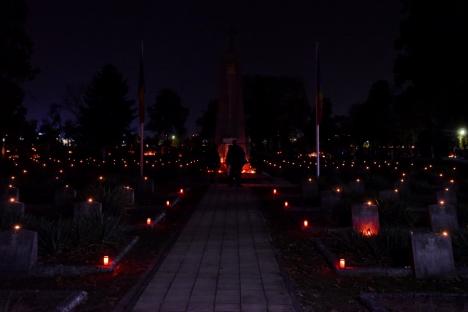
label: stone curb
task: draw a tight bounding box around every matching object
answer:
[55,291,88,312]
[359,292,468,312]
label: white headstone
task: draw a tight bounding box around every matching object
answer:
[411,232,455,279]
[428,203,458,232]
[352,202,380,236]
[73,201,102,220]
[0,229,38,273]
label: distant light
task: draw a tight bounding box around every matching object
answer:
[103,256,110,266]
[458,128,466,136]
[339,258,346,269]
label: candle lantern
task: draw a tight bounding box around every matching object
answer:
[352,202,380,236]
[103,256,110,266]
[339,258,346,269]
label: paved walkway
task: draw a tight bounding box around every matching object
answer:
[133,185,296,312]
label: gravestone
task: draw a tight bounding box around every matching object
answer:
[428,203,458,232]
[348,180,365,195]
[6,186,20,201]
[378,189,400,202]
[0,229,38,273]
[1,200,25,216]
[122,186,135,206]
[352,202,380,236]
[54,186,77,208]
[301,179,318,202]
[321,190,341,213]
[73,200,102,220]
[411,232,455,278]
[436,189,457,205]
[137,178,155,195]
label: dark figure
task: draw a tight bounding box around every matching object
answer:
[226,140,246,186]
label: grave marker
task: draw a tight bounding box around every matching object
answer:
[411,232,455,278]
[0,228,38,273]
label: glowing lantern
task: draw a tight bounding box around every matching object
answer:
[439,200,445,206]
[13,224,21,231]
[166,200,170,207]
[283,201,289,208]
[146,218,152,226]
[335,187,341,193]
[366,200,373,206]
[9,197,15,203]
[273,188,277,196]
[394,188,399,193]
[103,256,110,266]
[98,176,104,181]
[87,197,93,203]
[365,228,372,236]
[442,231,449,237]
[179,188,184,195]
[339,258,346,269]
[303,220,309,228]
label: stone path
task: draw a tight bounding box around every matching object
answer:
[133,185,296,312]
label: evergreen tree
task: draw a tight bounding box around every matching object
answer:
[148,89,189,141]
[0,0,36,143]
[76,64,135,156]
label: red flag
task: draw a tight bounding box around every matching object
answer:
[138,42,145,123]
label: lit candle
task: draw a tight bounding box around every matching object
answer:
[103,256,110,266]
[442,231,449,237]
[9,197,15,203]
[87,197,93,203]
[166,200,170,207]
[339,258,346,269]
[13,224,21,231]
[179,188,184,195]
[303,220,309,228]
[146,218,152,225]
[273,188,277,195]
[284,201,289,208]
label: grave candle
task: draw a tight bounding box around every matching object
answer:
[339,258,346,269]
[146,218,152,226]
[303,220,309,228]
[284,201,289,208]
[103,256,110,266]
[166,200,170,207]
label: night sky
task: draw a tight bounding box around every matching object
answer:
[24,0,401,131]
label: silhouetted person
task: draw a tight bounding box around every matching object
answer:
[226,140,246,186]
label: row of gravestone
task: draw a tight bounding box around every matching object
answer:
[301,179,460,279]
[0,179,157,274]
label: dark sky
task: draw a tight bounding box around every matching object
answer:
[24,0,401,131]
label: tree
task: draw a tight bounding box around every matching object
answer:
[394,0,468,155]
[0,0,36,143]
[75,64,135,156]
[148,89,189,141]
[243,75,310,155]
[196,100,218,141]
[349,80,396,148]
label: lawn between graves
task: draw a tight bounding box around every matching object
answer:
[0,164,208,311]
[254,159,468,311]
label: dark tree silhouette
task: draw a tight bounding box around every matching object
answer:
[196,100,218,141]
[243,75,310,155]
[0,0,36,143]
[76,64,135,157]
[148,88,189,141]
[349,80,396,148]
[394,0,468,155]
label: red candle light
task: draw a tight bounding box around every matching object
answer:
[179,188,184,195]
[284,201,289,208]
[166,200,170,207]
[442,231,449,237]
[273,188,277,196]
[103,256,110,266]
[339,258,346,269]
[87,197,93,203]
[146,218,152,226]
[303,219,309,228]
[13,224,21,231]
[9,197,15,203]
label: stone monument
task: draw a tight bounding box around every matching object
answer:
[215,33,249,169]
[0,228,38,273]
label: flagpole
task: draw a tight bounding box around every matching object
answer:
[315,43,320,178]
[139,41,145,179]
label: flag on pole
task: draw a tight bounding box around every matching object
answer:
[315,44,323,127]
[138,41,145,178]
[315,43,322,177]
[138,42,145,124]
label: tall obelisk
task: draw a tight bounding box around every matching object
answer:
[215,34,249,166]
